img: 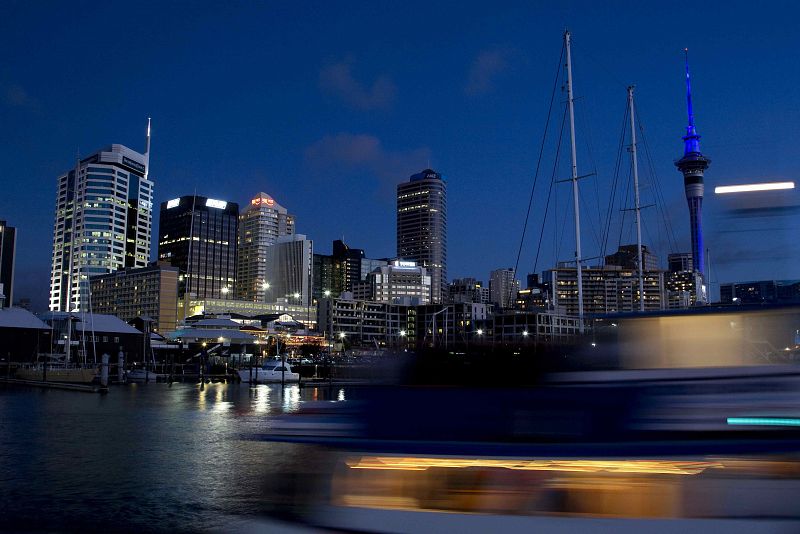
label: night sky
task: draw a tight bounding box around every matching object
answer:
[2,1,799,310]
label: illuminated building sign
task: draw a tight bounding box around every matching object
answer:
[138,199,153,211]
[166,198,181,209]
[205,198,227,209]
[393,260,418,269]
[251,196,275,207]
[122,156,146,174]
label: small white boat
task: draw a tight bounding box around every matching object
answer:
[239,361,300,383]
[126,369,161,382]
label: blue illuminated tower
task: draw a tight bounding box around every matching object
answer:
[675,49,710,281]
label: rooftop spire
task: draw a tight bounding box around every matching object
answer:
[683,49,701,155]
[144,117,151,181]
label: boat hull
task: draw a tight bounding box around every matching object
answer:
[238,368,300,383]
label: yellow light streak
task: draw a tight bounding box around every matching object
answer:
[714,182,794,194]
[345,456,724,475]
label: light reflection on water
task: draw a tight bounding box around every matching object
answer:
[0,382,344,533]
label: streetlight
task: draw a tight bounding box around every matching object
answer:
[323,290,331,298]
[221,286,229,299]
[476,329,483,336]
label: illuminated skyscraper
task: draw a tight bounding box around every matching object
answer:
[397,169,447,304]
[49,133,154,312]
[158,195,239,301]
[236,192,294,302]
[675,50,710,293]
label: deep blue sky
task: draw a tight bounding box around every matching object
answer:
[2,1,799,310]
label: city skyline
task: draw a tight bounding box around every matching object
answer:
[3,2,800,310]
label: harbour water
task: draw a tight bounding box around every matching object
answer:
[0,382,342,532]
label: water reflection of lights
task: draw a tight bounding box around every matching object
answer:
[338,388,346,401]
[251,385,271,414]
[345,457,724,475]
[281,385,301,412]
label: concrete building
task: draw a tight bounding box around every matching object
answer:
[264,234,313,307]
[397,169,447,304]
[50,143,154,311]
[605,244,659,271]
[665,252,705,309]
[447,277,489,304]
[546,265,665,315]
[368,260,431,305]
[236,192,294,302]
[158,195,239,301]
[90,262,180,334]
[668,252,693,273]
[312,239,388,301]
[489,268,520,310]
[0,220,16,308]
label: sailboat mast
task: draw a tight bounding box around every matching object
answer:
[564,30,584,331]
[628,86,645,312]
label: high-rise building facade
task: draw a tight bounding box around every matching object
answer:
[49,143,154,311]
[605,244,659,271]
[0,221,16,308]
[546,266,665,315]
[668,252,693,273]
[312,240,388,301]
[90,262,180,334]
[397,169,447,304]
[447,277,489,304]
[264,234,313,307]
[368,260,431,305]
[236,192,294,302]
[158,195,239,300]
[489,268,520,310]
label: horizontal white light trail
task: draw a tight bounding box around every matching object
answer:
[714,182,795,194]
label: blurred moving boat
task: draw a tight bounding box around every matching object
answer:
[238,361,299,383]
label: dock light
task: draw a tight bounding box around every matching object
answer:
[591,342,597,347]
[221,287,229,295]
[324,290,331,297]
[476,329,483,336]
[399,330,406,337]
[522,330,529,336]
[293,292,300,299]
[201,342,207,347]
[338,332,346,339]
[218,337,224,342]
[714,181,794,194]
[262,282,270,290]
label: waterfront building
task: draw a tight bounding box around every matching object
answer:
[158,195,239,301]
[665,270,704,309]
[489,311,583,345]
[264,234,313,307]
[368,260,431,305]
[675,52,710,292]
[605,244,659,271]
[397,169,447,304]
[235,192,295,302]
[719,280,800,305]
[0,307,48,361]
[489,268,520,310]
[90,262,180,334]
[415,302,489,348]
[0,220,16,308]
[49,140,154,312]
[39,311,146,362]
[545,265,665,315]
[186,297,316,330]
[447,277,489,304]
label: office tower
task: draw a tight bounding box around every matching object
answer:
[236,192,295,302]
[312,239,388,301]
[675,51,710,284]
[367,260,431,305]
[158,195,239,300]
[668,252,693,273]
[90,262,180,333]
[489,268,520,310]
[605,244,659,271]
[719,280,800,305]
[397,169,447,304]
[49,135,154,311]
[0,221,16,308]
[264,234,313,306]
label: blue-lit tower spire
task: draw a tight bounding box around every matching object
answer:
[675,48,710,281]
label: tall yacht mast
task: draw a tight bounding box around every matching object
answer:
[564,30,584,330]
[627,86,645,312]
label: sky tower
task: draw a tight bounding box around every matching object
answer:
[675,49,710,281]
